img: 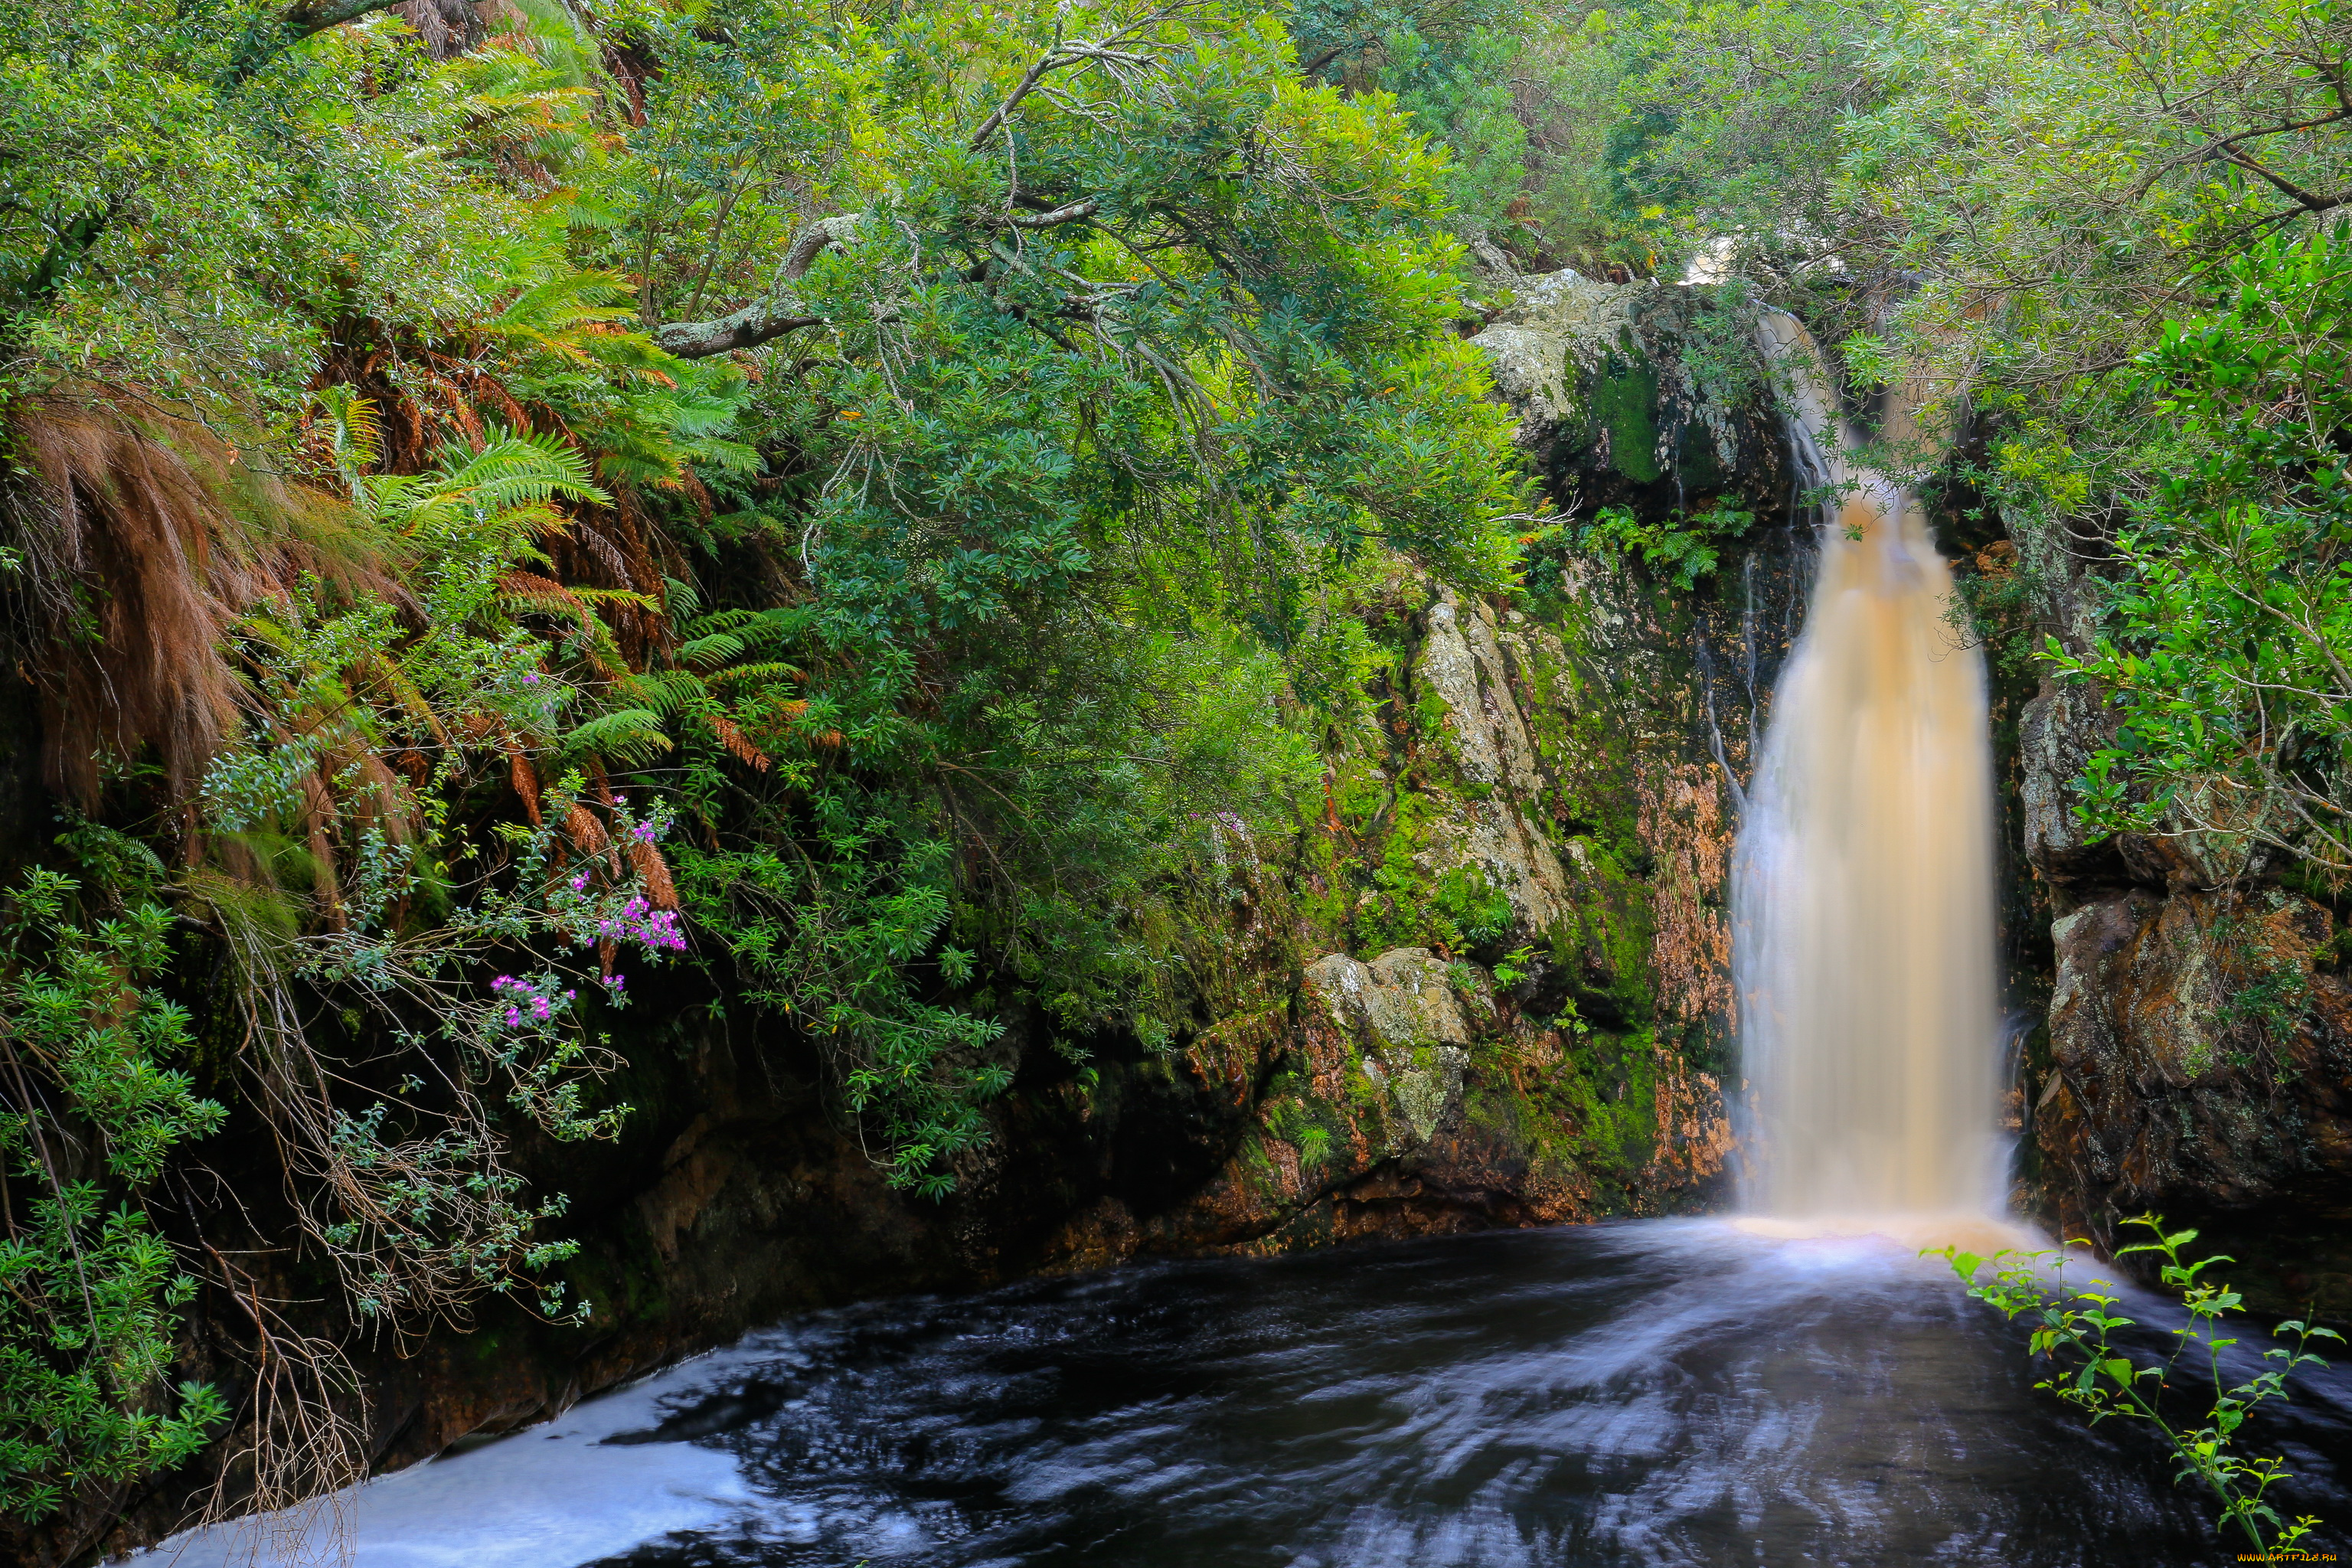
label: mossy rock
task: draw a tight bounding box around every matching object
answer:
[1470,269,1783,521]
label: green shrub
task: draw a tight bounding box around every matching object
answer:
[1935,1215,2337,1553]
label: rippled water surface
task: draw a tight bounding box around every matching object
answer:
[155,1220,2352,1567]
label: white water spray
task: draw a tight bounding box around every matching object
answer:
[1735,312,2001,1220]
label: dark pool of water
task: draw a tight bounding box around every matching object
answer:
[153,1218,2352,1567]
[590,1220,2350,1567]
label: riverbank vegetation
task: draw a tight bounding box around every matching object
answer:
[2,0,2347,1548]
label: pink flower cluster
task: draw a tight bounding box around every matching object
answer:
[488,975,577,1031]
[586,894,687,955]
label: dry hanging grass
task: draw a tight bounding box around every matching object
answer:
[0,392,261,805]
[0,387,397,813]
[185,1243,369,1563]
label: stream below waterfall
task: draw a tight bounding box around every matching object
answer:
[150,1219,2352,1568]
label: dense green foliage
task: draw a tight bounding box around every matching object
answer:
[0,860,228,1523]
[0,0,1534,1524]
[1577,498,1753,587]
[2055,226,2352,872]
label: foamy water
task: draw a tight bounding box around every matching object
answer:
[143,1341,766,1567]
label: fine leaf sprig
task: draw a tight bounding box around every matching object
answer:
[1932,1214,2338,1553]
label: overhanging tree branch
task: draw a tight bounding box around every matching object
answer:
[222,0,412,87]
[2130,106,2352,203]
[656,10,1179,361]
[998,198,1101,229]
[2213,145,2351,217]
[655,214,861,359]
[653,302,825,359]
[652,189,1108,358]
[967,11,1176,151]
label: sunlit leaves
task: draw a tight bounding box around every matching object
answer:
[2049,223,2352,868]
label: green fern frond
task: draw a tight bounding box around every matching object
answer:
[704,662,804,687]
[428,429,609,514]
[612,669,710,720]
[577,332,684,380]
[678,631,746,668]
[560,708,674,766]
[356,430,610,557]
[492,269,629,330]
[567,586,661,612]
[312,386,384,475]
[682,608,760,634]
[485,271,657,368]
[683,436,763,478]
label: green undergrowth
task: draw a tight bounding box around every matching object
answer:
[0,857,230,1522]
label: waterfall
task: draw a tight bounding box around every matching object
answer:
[1734,311,2001,1220]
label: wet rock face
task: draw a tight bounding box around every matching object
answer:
[1411,587,1574,933]
[1023,272,1808,1269]
[1469,267,1785,520]
[1304,949,1475,1148]
[2017,680,2130,887]
[2021,673,2352,1312]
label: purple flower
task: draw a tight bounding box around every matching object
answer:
[524,671,541,684]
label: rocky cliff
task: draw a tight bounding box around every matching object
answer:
[2021,661,2352,1313]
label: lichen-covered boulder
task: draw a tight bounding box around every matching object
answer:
[1410,588,1573,935]
[1302,948,1474,1151]
[1049,930,1733,1263]
[2018,679,2125,884]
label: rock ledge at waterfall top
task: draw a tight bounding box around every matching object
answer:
[1467,266,1787,520]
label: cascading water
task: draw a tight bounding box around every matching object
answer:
[1735,312,2001,1220]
